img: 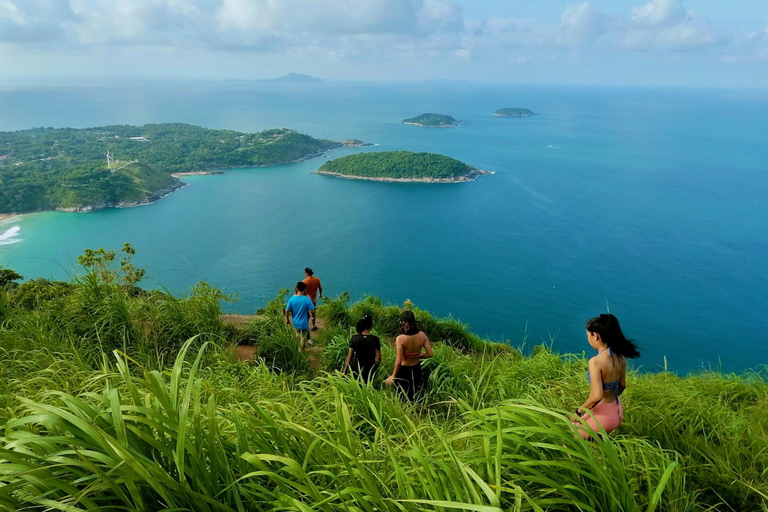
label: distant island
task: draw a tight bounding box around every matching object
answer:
[402,113,460,128]
[494,108,536,117]
[316,151,490,183]
[0,123,360,214]
[259,73,324,83]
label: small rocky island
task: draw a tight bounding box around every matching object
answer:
[316,151,490,183]
[402,113,460,128]
[494,108,536,117]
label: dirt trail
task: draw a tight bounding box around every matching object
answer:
[222,314,327,367]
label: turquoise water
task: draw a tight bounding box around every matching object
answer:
[1,82,766,372]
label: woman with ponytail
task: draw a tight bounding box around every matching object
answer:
[574,313,640,440]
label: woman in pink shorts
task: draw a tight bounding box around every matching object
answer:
[574,314,640,441]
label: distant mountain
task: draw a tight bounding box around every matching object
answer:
[260,73,324,83]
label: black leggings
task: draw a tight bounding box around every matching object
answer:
[394,363,423,401]
[350,362,379,384]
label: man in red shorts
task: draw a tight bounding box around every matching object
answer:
[302,267,322,331]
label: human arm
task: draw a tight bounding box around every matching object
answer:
[318,280,323,298]
[285,300,292,325]
[385,337,403,386]
[342,348,354,375]
[375,349,381,364]
[618,368,627,396]
[577,358,604,415]
[420,334,433,359]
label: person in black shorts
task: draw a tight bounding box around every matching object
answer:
[342,314,381,383]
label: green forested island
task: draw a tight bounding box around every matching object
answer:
[0,123,347,213]
[317,151,488,182]
[0,247,765,511]
[402,113,460,127]
[495,108,536,117]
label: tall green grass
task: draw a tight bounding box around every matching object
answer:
[0,258,765,510]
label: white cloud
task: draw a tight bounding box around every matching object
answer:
[630,0,686,27]
[0,0,26,24]
[558,3,608,46]
[622,3,722,51]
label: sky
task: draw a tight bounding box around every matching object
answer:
[0,0,767,87]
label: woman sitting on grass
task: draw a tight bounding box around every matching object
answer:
[341,314,381,383]
[385,310,433,401]
[574,313,640,440]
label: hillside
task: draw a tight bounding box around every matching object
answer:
[317,151,488,182]
[0,123,343,213]
[402,113,460,127]
[0,248,765,511]
[495,107,536,117]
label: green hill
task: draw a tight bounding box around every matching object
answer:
[0,123,342,213]
[494,107,536,117]
[318,151,485,182]
[0,247,765,511]
[402,113,460,127]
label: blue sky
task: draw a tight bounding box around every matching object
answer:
[1,0,767,87]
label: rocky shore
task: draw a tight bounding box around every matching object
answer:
[314,168,492,183]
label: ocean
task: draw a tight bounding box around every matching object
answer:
[0,81,766,372]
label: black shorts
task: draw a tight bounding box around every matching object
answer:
[394,362,423,401]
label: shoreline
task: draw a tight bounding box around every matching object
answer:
[171,170,225,177]
[0,213,20,223]
[314,168,492,183]
[402,122,460,128]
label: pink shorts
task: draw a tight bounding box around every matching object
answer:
[575,401,623,440]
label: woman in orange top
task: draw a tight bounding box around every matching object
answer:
[385,310,433,401]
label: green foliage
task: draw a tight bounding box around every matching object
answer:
[0,124,341,213]
[0,267,22,288]
[402,113,459,127]
[495,107,536,117]
[319,151,476,180]
[0,259,766,511]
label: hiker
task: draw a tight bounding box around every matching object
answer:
[385,310,433,401]
[285,281,316,349]
[573,313,640,440]
[341,314,381,383]
[302,267,322,331]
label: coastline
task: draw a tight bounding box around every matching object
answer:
[171,170,225,177]
[402,122,460,128]
[314,168,492,183]
[0,213,21,223]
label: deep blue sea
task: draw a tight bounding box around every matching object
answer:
[0,81,766,372]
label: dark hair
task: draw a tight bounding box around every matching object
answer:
[304,267,314,276]
[356,314,373,334]
[586,313,640,359]
[399,310,419,335]
[295,281,307,292]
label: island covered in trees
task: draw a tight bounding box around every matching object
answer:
[494,108,536,117]
[401,113,460,128]
[316,151,490,183]
[0,123,359,214]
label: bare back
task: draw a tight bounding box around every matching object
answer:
[590,350,626,404]
[397,331,429,366]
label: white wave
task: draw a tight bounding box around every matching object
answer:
[0,226,21,245]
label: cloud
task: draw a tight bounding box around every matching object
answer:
[630,0,686,27]
[558,3,609,46]
[622,2,723,51]
[0,0,26,25]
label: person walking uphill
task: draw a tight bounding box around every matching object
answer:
[385,310,433,401]
[302,267,322,331]
[573,313,640,441]
[285,281,316,349]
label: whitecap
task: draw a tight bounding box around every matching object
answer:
[0,226,21,245]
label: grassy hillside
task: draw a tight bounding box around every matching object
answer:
[0,248,766,511]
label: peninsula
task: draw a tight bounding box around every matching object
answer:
[494,108,536,117]
[402,113,460,128]
[0,123,358,214]
[316,151,490,183]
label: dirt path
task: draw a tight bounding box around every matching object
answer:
[222,314,327,367]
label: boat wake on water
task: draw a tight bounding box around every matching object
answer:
[0,226,22,245]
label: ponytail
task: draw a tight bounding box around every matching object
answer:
[586,313,640,359]
[356,314,373,334]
